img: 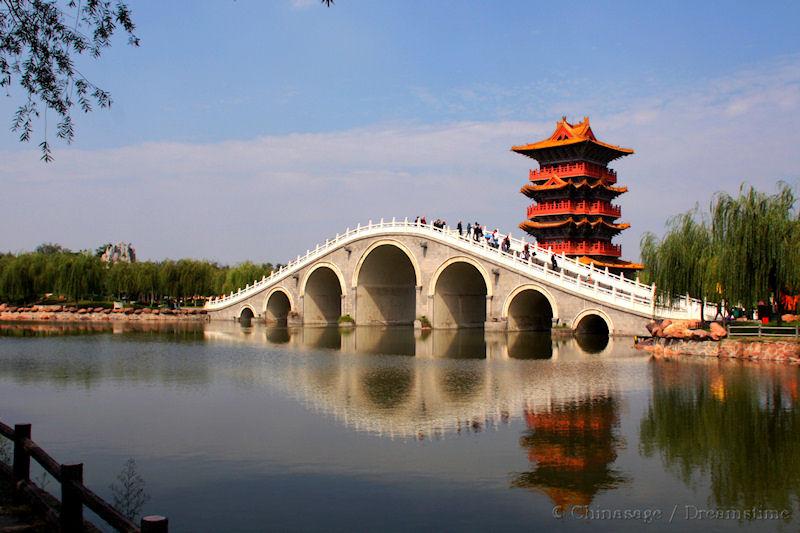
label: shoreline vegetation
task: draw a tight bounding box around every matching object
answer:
[0,243,278,307]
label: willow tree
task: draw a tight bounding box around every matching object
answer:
[710,183,800,322]
[640,209,718,321]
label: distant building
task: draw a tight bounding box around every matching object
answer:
[100,243,136,263]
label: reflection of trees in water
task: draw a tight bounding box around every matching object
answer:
[511,395,626,507]
[640,359,800,511]
[0,323,211,387]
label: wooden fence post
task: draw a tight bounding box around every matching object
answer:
[60,463,83,532]
[141,515,169,533]
[13,424,31,483]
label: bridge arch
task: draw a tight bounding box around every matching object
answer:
[301,262,347,325]
[263,287,293,325]
[353,240,420,325]
[429,257,492,329]
[502,284,559,331]
[351,239,422,288]
[238,304,256,323]
[572,308,613,336]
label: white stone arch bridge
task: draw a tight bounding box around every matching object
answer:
[206,219,716,336]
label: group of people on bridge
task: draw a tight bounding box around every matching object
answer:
[413,216,563,271]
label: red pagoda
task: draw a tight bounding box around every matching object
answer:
[513,116,643,274]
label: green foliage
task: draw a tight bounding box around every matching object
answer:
[640,360,800,511]
[640,209,715,305]
[0,246,276,304]
[711,182,800,309]
[338,314,355,324]
[1,0,139,160]
[417,315,432,328]
[641,182,800,312]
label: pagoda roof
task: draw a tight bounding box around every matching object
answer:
[512,117,633,164]
[520,217,630,232]
[576,256,645,271]
[520,176,628,197]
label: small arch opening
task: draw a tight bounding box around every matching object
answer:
[575,313,610,353]
[239,307,255,326]
[507,289,553,331]
[575,314,610,335]
[266,291,291,326]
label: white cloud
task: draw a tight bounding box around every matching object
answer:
[1,57,799,264]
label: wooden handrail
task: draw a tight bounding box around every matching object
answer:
[75,482,138,533]
[23,438,61,481]
[0,420,167,532]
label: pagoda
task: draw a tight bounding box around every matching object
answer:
[512,116,643,274]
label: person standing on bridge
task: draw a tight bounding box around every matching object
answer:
[551,253,558,271]
[501,233,511,253]
[466,222,472,239]
[457,221,463,236]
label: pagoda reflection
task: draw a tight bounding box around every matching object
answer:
[511,395,626,506]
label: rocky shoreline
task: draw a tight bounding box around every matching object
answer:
[0,304,208,322]
[636,319,800,364]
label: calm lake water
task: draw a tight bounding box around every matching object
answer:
[0,322,798,532]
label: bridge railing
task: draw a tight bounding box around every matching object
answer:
[205,218,711,320]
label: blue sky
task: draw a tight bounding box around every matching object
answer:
[2,0,799,263]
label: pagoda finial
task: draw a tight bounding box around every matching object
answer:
[583,116,590,125]
[561,115,567,122]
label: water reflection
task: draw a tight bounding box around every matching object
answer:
[574,333,609,354]
[512,395,626,506]
[506,331,553,359]
[0,322,624,440]
[640,358,800,512]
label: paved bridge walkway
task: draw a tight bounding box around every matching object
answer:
[205,219,715,336]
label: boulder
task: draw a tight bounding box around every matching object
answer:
[77,308,88,314]
[781,314,798,322]
[103,308,112,314]
[709,322,727,340]
[142,308,152,314]
[662,323,690,339]
[134,308,143,315]
[152,309,160,315]
[123,308,134,315]
[689,329,710,340]
[93,307,104,313]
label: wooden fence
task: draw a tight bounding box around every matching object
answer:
[728,324,800,337]
[0,420,168,532]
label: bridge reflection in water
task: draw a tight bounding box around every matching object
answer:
[206,323,623,444]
